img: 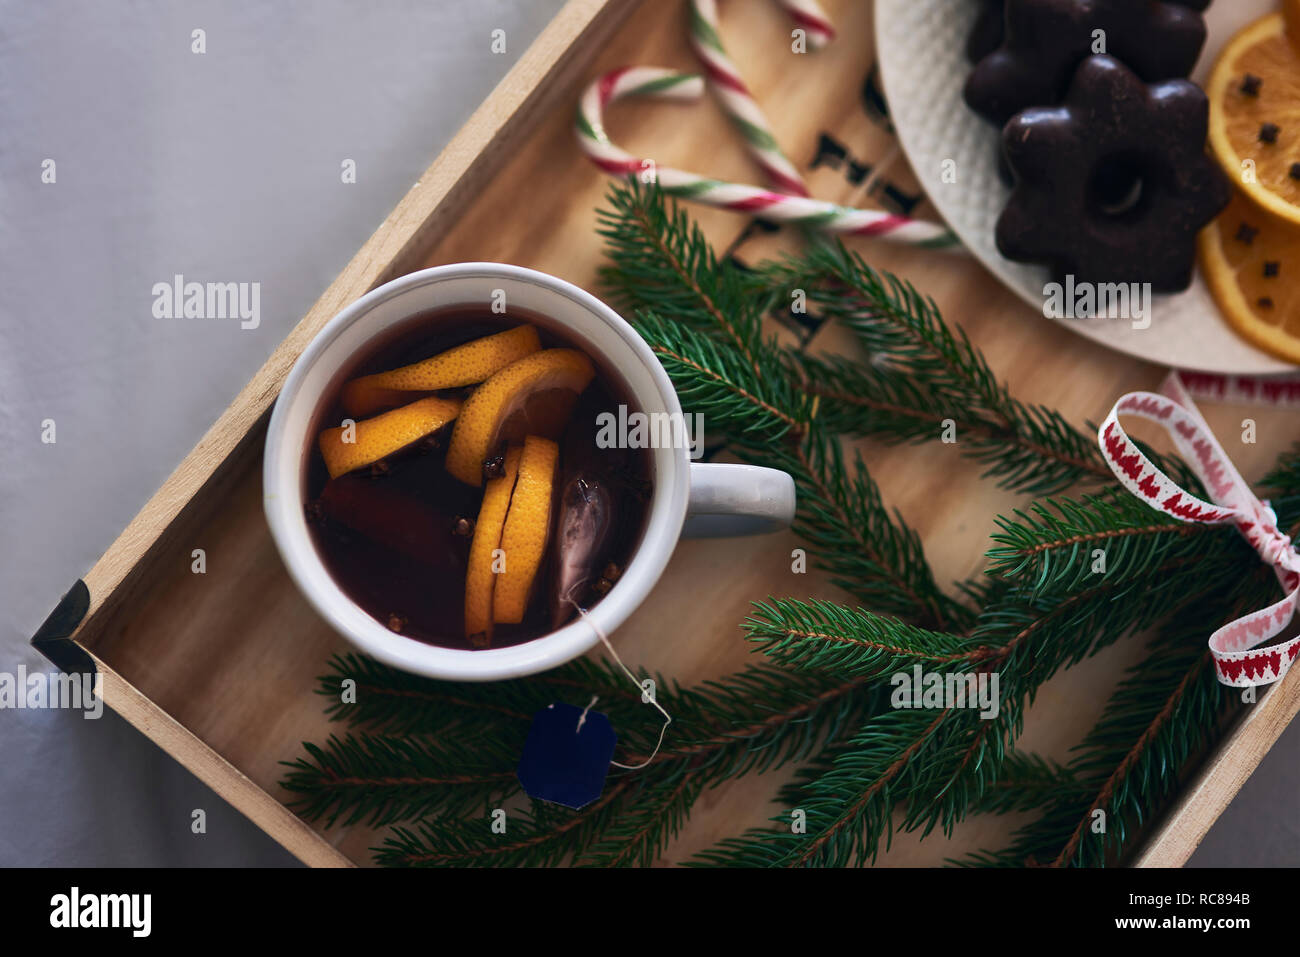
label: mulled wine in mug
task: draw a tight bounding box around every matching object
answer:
[264,264,796,681]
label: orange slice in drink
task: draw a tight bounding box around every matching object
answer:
[342,325,541,418]
[1207,10,1300,226]
[493,436,559,625]
[444,349,594,486]
[464,446,522,646]
[318,396,461,479]
[1199,187,1300,365]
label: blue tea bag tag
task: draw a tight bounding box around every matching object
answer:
[516,702,617,809]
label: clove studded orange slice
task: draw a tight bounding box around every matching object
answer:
[342,324,541,418]
[464,446,522,646]
[1207,10,1300,227]
[318,396,461,479]
[1199,186,1300,364]
[493,435,559,625]
[444,349,594,486]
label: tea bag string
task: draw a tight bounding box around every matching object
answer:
[567,595,671,770]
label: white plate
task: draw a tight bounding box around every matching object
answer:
[874,0,1297,374]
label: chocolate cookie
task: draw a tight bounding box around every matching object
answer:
[965,0,1208,127]
[967,0,1211,66]
[996,55,1230,292]
[966,0,1005,64]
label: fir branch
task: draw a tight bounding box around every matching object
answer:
[972,561,1202,685]
[693,707,953,867]
[347,666,874,867]
[1261,444,1300,537]
[374,785,632,868]
[620,666,868,776]
[574,773,703,867]
[597,179,769,369]
[793,351,1111,496]
[314,653,647,737]
[699,540,1238,866]
[745,598,996,676]
[600,182,961,632]
[288,655,873,841]
[767,244,1116,495]
[768,243,1021,419]
[907,700,1025,841]
[965,752,1085,817]
[630,317,964,630]
[1053,651,1214,867]
[965,648,1216,869]
[987,492,1219,599]
[767,427,972,631]
[960,574,1277,868]
[1053,574,1279,868]
[634,310,810,440]
[280,733,520,827]
[1262,443,1300,496]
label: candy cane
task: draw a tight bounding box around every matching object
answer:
[689,0,813,196]
[575,67,959,247]
[776,0,836,50]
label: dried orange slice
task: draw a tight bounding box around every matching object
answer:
[342,325,541,418]
[1199,187,1300,365]
[494,436,559,625]
[1207,10,1300,226]
[444,349,594,486]
[318,396,460,479]
[464,446,522,645]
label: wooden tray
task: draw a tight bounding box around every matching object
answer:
[32,0,1300,867]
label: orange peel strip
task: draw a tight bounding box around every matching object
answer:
[444,348,594,486]
[464,446,522,645]
[318,396,461,479]
[493,435,559,625]
[342,325,541,418]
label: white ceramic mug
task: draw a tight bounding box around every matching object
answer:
[264,263,796,681]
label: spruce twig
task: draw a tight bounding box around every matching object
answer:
[765,244,1113,496]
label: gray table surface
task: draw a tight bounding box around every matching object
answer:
[1,0,1295,867]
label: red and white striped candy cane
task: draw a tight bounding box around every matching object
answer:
[689,0,822,196]
[1099,372,1300,687]
[575,66,958,246]
[777,0,836,49]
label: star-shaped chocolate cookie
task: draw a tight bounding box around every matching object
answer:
[966,0,1005,65]
[996,55,1230,292]
[965,0,1208,127]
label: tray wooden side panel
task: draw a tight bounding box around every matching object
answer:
[94,655,354,868]
[1134,674,1300,866]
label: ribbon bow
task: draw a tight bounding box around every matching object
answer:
[1099,372,1300,687]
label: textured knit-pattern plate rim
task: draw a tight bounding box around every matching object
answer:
[874,0,1295,375]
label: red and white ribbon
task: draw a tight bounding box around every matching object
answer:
[1177,371,1300,409]
[1099,372,1300,687]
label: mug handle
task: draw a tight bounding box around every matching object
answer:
[683,463,797,538]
